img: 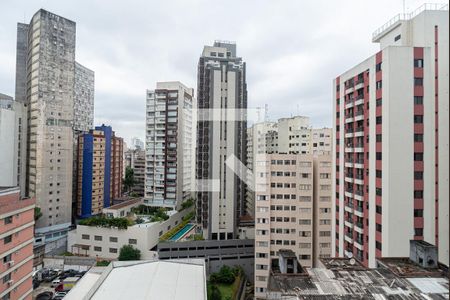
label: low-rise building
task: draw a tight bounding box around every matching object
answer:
[65,259,207,300]
[67,209,192,260]
[0,186,35,300]
[102,198,143,219]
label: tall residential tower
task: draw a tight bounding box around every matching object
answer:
[196,41,247,240]
[333,5,449,268]
[145,82,194,210]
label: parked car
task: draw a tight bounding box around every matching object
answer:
[54,291,67,297]
[51,279,61,287]
[33,279,40,289]
[36,291,53,300]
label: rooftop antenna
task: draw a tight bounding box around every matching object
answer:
[264,104,268,122]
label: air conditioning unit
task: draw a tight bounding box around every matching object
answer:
[7,280,14,286]
[7,261,15,267]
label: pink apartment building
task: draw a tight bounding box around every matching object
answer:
[0,187,35,300]
[333,5,448,268]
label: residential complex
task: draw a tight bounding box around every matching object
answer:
[145,81,194,209]
[0,93,27,194]
[333,5,449,268]
[76,125,124,218]
[196,41,247,240]
[14,9,94,250]
[125,148,146,196]
[0,187,35,300]
[253,154,332,298]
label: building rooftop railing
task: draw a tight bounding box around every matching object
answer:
[372,3,449,40]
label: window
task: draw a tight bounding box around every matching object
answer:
[299,219,311,225]
[110,237,118,242]
[94,235,102,241]
[414,209,423,217]
[414,171,423,180]
[414,152,423,161]
[82,234,90,240]
[414,59,424,68]
[376,188,382,196]
[376,81,382,90]
[376,134,382,142]
[376,223,382,232]
[394,34,401,41]
[2,273,11,283]
[376,241,382,250]
[376,62,382,72]
[94,246,102,252]
[414,190,423,198]
[414,134,423,142]
[4,216,13,225]
[414,115,423,123]
[2,254,12,263]
[414,228,423,236]
[376,170,382,178]
[319,231,331,237]
[376,98,382,107]
[414,78,423,86]
[299,231,311,237]
[109,248,118,253]
[320,219,331,225]
[414,96,423,105]
[376,116,382,124]
[376,205,382,214]
[376,152,382,160]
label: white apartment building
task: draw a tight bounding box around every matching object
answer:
[0,93,27,194]
[333,5,449,268]
[145,81,194,210]
[254,154,332,298]
[196,41,247,240]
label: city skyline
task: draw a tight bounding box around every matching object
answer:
[1,0,447,143]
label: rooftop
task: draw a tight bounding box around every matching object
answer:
[372,3,449,42]
[267,258,449,299]
[103,198,142,210]
[65,259,206,300]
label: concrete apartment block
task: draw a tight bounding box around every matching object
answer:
[124,148,145,196]
[196,41,247,240]
[145,81,194,210]
[0,187,35,300]
[0,94,27,195]
[333,5,449,268]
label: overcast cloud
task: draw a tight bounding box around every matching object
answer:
[1,0,446,145]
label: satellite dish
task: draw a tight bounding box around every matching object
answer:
[349,258,356,265]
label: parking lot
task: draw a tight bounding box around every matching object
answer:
[32,268,87,300]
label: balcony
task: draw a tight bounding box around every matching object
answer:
[354,190,364,201]
[345,176,354,183]
[345,114,354,123]
[344,220,354,229]
[354,127,364,137]
[344,191,353,198]
[344,204,354,213]
[344,232,353,243]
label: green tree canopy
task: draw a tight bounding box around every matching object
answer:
[123,166,136,192]
[118,245,141,261]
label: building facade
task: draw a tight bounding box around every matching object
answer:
[14,9,94,248]
[333,5,449,268]
[253,154,332,298]
[0,93,27,195]
[0,187,35,300]
[124,148,145,196]
[145,81,194,209]
[77,125,123,218]
[196,41,247,240]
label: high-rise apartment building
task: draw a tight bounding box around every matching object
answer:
[131,137,144,150]
[125,148,145,196]
[145,81,194,209]
[76,125,123,218]
[14,9,94,249]
[333,5,449,268]
[15,10,76,243]
[0,93,27,194]
[0,187,35,300]
[253,154,332,298]
[196,41,247,240]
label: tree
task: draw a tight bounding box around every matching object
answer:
[118,245,141,261]
[34,207,42,221]
[209,284,221,300]
[123,166,135,192]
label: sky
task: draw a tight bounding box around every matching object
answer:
[1,0,448,145]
